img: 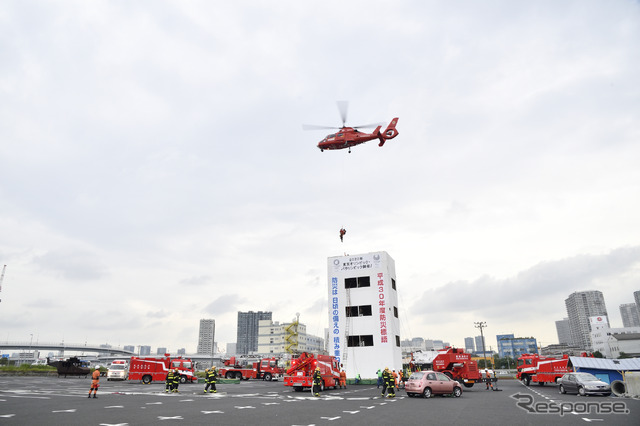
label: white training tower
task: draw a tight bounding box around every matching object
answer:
[327,251,402,379]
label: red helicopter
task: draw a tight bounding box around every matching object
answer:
[303,101,399,153]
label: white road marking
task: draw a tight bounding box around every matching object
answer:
[158,415,183,420]
[146,402,163,405]
[9,395,50,400]
[0,414,16,418]
[235,405,255,409]
[99,423,129,426]
[343,410,360,414]
[320,416,341,420]
[360,405,375,409]
[201,410,224,414]
[52,409,77,413]
[262,402,280,405]
[179,399,194,402]
[582,419,604,422]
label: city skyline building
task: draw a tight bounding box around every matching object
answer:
[257,319,325,355]
[464,337,475,353]
[197,319,216,355]
[620,303,640,328]
[475,336,484,354]
[496,334,538,358]
[139,345,151,356]
[591,323,640,358]
[555,318,572,345]
[565,290,609,350]
[328,251,401,378]
[237,311,272,355]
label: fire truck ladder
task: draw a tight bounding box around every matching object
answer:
[285,315,299,354]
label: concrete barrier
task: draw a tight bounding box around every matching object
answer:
[624,371,640,398]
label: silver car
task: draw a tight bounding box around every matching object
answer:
[558,372,611,396]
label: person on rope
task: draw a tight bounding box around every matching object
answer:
[339,228,346,242]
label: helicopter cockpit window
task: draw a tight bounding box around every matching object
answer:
[337,133,343,137]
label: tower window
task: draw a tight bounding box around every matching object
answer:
[345,305,372,317]
[347,335,374,347]
[345,276,371,289]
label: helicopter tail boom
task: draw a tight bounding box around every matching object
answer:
[377,118,399,147]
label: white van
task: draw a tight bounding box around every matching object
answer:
[107,359,129,381]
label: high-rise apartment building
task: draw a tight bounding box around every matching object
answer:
[555,318,572,345]
[620,303,640,328]
[139,345,151,356]
[197,319,216,355]
[475,336,485,354]
[565,291,609,350]
[464,337,475,353]
[156,347,167,355]
[237,311,272,355]
[123,345,135,353]
[634,291,640,311]
[328,251,401,378]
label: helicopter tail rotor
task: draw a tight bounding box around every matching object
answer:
[377,118,399,147]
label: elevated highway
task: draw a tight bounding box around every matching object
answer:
[0,341,134,356]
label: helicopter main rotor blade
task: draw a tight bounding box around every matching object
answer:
[302,124,341,131]
[353,122,385,129]
[337,100,349,126]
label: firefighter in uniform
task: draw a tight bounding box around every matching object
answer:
[165,369,174,393]
[485,369,494,390]
[312,367,322,397]
[339,369,347,389]
[172,369,181,393]
[381,367,389,397]
[205,367,218,393]
[88,366,100,398]
[203,368,211,393]
[385,368,396,398]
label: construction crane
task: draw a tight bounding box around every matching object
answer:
[0,265,6,303]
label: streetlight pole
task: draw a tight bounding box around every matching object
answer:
[474,321,487,369]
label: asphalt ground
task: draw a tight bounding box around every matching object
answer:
[0,376,638,425]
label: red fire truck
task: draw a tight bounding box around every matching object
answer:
[284,352,341,392]
[128,355,197,384]
[218,356,285,381]
[431,347,492,388]
[517,354,571,386]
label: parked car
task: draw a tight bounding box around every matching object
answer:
[558,372,611,396]
[405,370,463,398]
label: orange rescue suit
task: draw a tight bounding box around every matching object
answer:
[339,370,347,387]
[91,369,100,388]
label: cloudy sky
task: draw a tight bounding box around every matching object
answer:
[1,0,639,355]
